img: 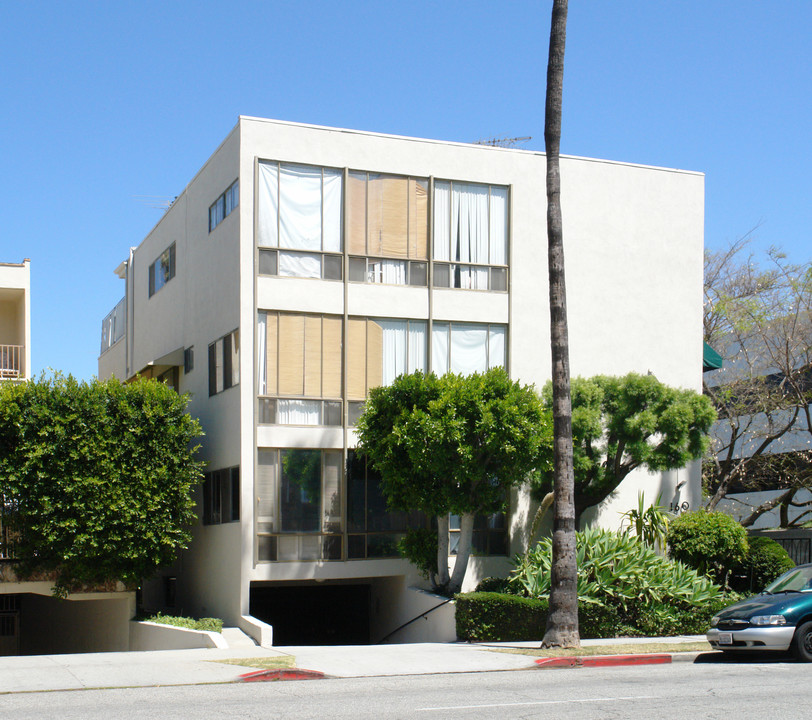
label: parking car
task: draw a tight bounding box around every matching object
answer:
[707,563,812,661]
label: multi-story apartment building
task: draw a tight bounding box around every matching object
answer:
[98,117,705,644]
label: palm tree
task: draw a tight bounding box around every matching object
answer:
[541,0,580,649]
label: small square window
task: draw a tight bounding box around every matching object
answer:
[349,257,367,283]
[433,263,450,288]
[323,401,342,426]
[258,249,278,276]
[409,261,428,286]
[323,255,343,280]
[490,267,508,292]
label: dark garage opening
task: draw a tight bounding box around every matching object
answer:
[250,583,371,645]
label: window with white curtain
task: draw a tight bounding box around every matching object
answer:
[431,322,506,375]
[433,181,508,291]
[257,162,342,252]
[347,318,427,400]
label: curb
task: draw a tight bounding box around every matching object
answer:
[535,652,696,669]
[238,668,326,682]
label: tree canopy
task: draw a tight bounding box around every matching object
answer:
[703,239,812,526]
[356,368,551,595]
[0,374,203,596]
[531,373,715,524]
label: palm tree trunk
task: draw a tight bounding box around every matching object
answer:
[541,0,580,649]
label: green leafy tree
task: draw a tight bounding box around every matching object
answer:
[356,368,551,595]
[0,374,203,596]
[530,373,716,526]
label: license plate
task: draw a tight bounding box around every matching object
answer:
[718,632,733,645]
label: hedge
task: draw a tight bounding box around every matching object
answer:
[455,591,737,641]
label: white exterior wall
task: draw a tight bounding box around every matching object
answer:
[99,116,705,633]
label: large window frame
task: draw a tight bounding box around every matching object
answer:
[208,329,240,396]
[148,243,176,297]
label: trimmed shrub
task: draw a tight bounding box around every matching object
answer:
[667,510,748,585]
[454,592,646,641]
[455,592,547,642]
[474,577,513,594]
[732,536,795,593]
[144,613,223,634]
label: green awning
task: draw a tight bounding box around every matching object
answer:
[703,342,723,372]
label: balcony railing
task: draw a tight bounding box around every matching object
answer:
[0,344,24,380]
[100,297,126,354]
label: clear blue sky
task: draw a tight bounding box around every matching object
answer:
[1,1,809,381]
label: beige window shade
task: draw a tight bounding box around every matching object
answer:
[256,450,277,531]
[366,175,408,258]
[322,316,342,397]
[409,179,429,259]
[279,314,305,395]
[366,320,383,391]
[346,171,367,255]
[265,314,278,396]
[304,315,323,397]
[347,318,368,400]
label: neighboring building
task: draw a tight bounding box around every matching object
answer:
[98,117,705,644]
[0,259,134,656]
[0,259,30,382]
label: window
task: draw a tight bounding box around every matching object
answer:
[209,179,239,232]
[433,181,508,290]
[346,451,429,559]
[449,512,508,556]
[431,322,506,375]
[148,244,175,297]
[347,318,427,400]
[258,248,343,281]
[202,467,240,525]
[208,329,239,396]
[183,347,194,374]
[256,449,342,562]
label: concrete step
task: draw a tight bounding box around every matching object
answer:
[221,627,258,649]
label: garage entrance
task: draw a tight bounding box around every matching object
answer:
[250,583,370,645]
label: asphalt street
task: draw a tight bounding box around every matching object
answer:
[0,655,806,720]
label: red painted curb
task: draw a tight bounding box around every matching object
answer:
[238,668,325,682]
[535,653,672,669]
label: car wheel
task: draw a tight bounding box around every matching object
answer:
[791,621,812,662]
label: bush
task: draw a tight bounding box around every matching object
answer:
[144,613,223,634]
[455,592,547,641]
[397,528,438,582]
[455,592,658,641]
[667,510,748,585]
[474,577,513,593]
[512,527,721,611]
[732,536,795,593]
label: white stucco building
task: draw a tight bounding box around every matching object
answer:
[97,117,705,645]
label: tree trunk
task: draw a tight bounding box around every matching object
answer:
[526,491,555,556]
[541,0,579,649]
[435,514,450,591]
[448,512,475,595]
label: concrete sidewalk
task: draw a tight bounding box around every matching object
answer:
[0,636,709,694]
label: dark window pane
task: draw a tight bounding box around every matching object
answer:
[433,263,450,288]
[409,261,428,286]
[258,249,278,275]
[258,398,276,424]
[347,534,366,559]
[230,468,240,522]
[323,401,341,426]
[490,266,507,292]
[280,449,321,532]
[208,343,217,396]
[184,347,194,374]
[322,535,342,560]
[346,451,366,533]
[223,333,233,390]
[349,257,366,282]
[258,535,277,562]
[367,533,401,558]
[323,255,342,280]
[348,401,365,426]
